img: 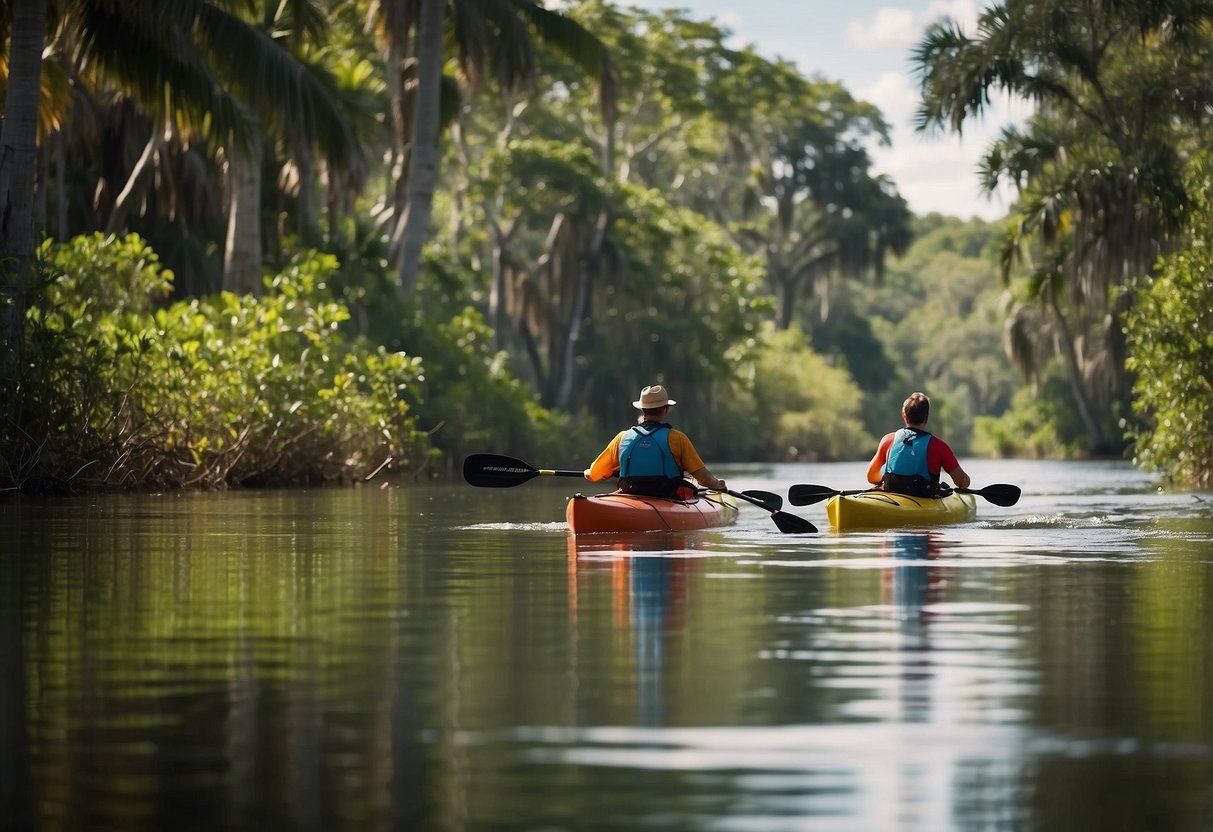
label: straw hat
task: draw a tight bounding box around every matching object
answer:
[633,384,676,409]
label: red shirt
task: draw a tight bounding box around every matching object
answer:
[872,431,961,478]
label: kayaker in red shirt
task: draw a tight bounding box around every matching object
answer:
[866,392,971,496]
[584,384,727,498]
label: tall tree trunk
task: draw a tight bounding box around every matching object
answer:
[35,144,47,241]
[772,263,797,330]
[224,127,264,296]
[1048,291,1108,451]
[555,210,610,410]
[295,138,318,246]
[55,129,67,242]
[0,0,49,357]
[394,0,445,299]
[489,217,512,352]
[106,126,162,235]
[384,0,412,246]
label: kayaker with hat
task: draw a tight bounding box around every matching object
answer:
[584,384,727,498]
[866,391,971,496]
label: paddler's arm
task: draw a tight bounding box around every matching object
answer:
[667,431,725,491]
[947,465,971,489]
[688,466,726,492]
[584,432,623,481]
[937,441,971,488]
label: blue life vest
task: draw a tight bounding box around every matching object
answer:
[882,427,936,496]
[619,423,681,479]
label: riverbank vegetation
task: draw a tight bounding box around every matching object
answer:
[0,0,1210,492]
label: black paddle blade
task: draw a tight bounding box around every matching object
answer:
[962,483,1021,507]
[463,453,538,487]
[772,511,817,534]
[742,489,783,510]
[787,484,842,506]
[724,489,815,533]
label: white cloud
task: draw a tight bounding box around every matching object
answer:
[716,10,744,30]
[847,8,918,50]
[870,130,1012,220]
[863,89,1033,220]
[849,16,1035,220]
[927,0,981,30]
[860,70,919,125]
[848,0,981,50]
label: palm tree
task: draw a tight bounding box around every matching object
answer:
[0,0,50,356]
[391,0,446,299]
[913,0,1213,451]
[369,0,616,298]
[41,0,364,294]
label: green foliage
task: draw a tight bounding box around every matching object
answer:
[1,235,423,492]
[711,325,873,461]
[972,387,1068,459]
[21,0,1059,480]
[293,215,597,469]
[576,184,770,438]
[1125,162,1213,488]
[395,305,600,468]
[809,313,897,395]
[914,0,1213,454]
[820,216,1024,454]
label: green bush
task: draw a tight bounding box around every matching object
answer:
[1125,219,1213,488]
[713,324,873,461]
[1,234,424,492]
[397,305,600,469]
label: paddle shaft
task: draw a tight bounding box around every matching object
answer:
[789,481,1020,507]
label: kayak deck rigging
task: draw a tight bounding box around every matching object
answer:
[566,490,739,534]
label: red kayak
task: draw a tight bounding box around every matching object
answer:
[565,490,739,534]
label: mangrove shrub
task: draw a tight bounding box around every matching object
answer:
[1,234,423,492]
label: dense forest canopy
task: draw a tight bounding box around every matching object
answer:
[0,0,1209,492]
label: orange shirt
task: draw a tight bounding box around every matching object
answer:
[587,427,707,482]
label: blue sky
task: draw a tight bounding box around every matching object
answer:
[620,0,1031,220]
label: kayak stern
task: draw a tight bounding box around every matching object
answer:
[827,491,977,530]
[566,491,739,534]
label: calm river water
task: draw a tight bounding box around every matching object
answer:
[2,459,1212,831]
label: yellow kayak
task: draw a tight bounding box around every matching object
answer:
[826,490,977,530]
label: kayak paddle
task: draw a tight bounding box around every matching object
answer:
[789,482,1021,507]
[724,488,817,534]
[740,489,783,510]
[953,483,1021,506]
[463,453,584,487]
[465,453,816,533]
[787,484,875,506]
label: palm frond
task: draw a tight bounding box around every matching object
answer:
[192,4,362,169]
[506,0,617,123]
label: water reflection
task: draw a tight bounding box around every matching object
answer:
[883,533,945,724]
[4,463,1213,831]
[568,534,696,725]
